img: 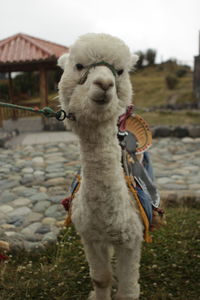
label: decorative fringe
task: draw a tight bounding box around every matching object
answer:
[64,175,81,226]
[125,175,152,243]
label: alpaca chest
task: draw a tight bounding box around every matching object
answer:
[71,184,143,244]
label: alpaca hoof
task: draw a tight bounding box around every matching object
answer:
[88,290,112,300]
[0,241,10,251]
[115,298,139,300]
[88,291,96,300]
[114,296,139,300]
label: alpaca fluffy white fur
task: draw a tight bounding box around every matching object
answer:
[58,33,143,300]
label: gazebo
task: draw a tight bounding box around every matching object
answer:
[0,33,69,123]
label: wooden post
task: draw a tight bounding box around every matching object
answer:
[199,30,200,55]
[8,72,17,119]
[198,31,200,108]
[0,107,3,127]
[39,68,49,129]
[0,79,2,126]
[39,68,48,107]
[8,72,13,101]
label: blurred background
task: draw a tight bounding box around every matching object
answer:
[0,0,200,129]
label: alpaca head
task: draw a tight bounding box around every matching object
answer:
[58,33,138,131]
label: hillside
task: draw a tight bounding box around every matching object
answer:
[129,64,200,126]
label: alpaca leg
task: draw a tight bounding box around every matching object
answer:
[114,241,142,300]
[82,240,112,300]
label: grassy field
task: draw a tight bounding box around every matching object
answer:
[131,65,195,108]
[0,206,199,300]
[129,64,200,126]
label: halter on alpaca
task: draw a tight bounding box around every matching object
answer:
[78,61,117,85]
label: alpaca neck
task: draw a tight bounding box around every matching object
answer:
[79,121,119,161]
[78,120,125,194]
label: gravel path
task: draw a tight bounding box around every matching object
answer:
[0,136,200,251]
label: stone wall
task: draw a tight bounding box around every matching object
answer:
[152,125,200,138]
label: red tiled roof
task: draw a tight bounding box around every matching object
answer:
[0,33,69,64]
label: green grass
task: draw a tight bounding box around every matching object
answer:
[0,206,200,300]
[131,66,196,109]
[129,65,200,126]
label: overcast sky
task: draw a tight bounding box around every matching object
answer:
[1,0,200,66]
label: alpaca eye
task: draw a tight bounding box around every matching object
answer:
[76,64,84,71]
[117,69,124,76]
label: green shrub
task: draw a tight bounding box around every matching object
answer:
[14,72,39,97]
[165,74,179,89]
[176,67,188,78]
[0,80,9,99]
[163,59,178,72]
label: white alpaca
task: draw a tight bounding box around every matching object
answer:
[58,33,143,300]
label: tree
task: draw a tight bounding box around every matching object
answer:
[135,51,145,69]
[146,49,156,66]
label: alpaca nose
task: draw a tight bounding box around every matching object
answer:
[93,78,114,91]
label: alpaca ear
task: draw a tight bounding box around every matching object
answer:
[58,53,69,70]
[131,54,139,67]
